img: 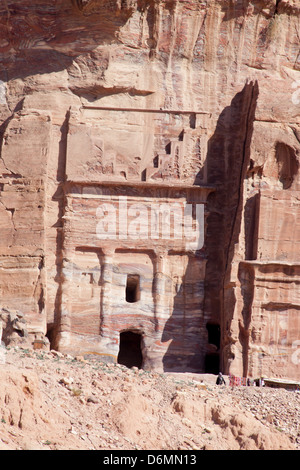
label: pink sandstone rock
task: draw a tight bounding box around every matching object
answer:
[0,0,299,380]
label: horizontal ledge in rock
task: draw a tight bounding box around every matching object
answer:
[82,105,211,116]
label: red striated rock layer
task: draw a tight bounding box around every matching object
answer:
[0,0,299,379]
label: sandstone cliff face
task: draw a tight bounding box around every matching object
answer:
[0,0,299,379]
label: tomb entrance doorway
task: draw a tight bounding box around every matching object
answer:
[117,330,143,369]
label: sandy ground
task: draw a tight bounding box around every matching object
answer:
[0,346,299,451]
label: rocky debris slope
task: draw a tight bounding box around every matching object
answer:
[0,347,298,451]
[0,0,300,381]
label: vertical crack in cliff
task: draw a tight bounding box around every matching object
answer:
[223,81,259,279]
[290,125,300,146]
[220,81,259,372]
[145,0,160,59]
[50,109,70,347]
[32,257,45,315]
[238,263,255,377]
[274,0,282,16]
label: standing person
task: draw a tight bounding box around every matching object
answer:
[216,372,226,385]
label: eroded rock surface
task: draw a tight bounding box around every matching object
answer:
[0,347,298,450]
[0,0,299,380]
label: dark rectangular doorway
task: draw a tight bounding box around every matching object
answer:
[205,353,220,374]
[117,331,143,369]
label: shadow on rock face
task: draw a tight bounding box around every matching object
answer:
[162,81,259,374]
[0,0,138,81]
